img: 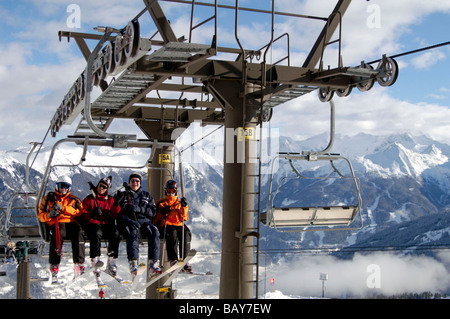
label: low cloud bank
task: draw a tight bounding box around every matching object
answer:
[263,251,450,298]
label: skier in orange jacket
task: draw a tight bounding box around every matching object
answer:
[154,180,192,273]
[38,176,85,283]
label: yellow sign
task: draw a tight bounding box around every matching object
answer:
[158,153,171,164]
[238,127,255,141]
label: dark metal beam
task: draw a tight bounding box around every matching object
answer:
[144,0,178,43]
[139,97,221,109]
[302,0,352,68]
[134,59,350,88]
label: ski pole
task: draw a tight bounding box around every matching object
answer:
[161,214,168,268]
[181,217,184,261]
[55,216,61,256]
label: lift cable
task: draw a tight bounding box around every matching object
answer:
[192,243,450,257]
[367,40,450,65]
[180,125,224,153]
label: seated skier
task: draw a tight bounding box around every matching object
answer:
[154,180,192,273]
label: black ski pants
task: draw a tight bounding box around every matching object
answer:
[86,223,121,259]
[164,225,191,261]
[49,222,85,265]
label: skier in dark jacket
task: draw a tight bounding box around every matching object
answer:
[116,172,161,278]
[81,176,121,279]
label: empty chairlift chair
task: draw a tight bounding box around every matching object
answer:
[263,152,363,232]
[262,99,362,232]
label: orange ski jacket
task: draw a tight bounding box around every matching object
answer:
[38,190,83,226]
[153,195,188,229]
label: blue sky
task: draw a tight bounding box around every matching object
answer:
[1,0,450,150]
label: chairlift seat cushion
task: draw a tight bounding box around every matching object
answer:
[272,206,357,227]
[8,225,41,239]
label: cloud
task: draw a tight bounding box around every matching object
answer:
[264,252,450,297]
[1,1,450,151]
[0,44,88,149]
[411,50,447,69]
[270,88,450,144]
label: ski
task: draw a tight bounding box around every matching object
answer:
[139,249,196,290]
[180,271,213,276]
[51,275,63,285]
[132,262,146,281]
[96,275,107,288]
[72,260,104,281]
[129,262,147,290]
[101,269,131,284]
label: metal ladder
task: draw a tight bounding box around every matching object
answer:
[239,124,263,299]
[91,70,156,111]
[73,69,156,136]
[262,85,316,108]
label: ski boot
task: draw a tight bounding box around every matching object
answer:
[148,259,161,278]
[183,263,193,274]
[129,259,139,280]
[91,257,103,276]
[105,256,118,277]
[50,264,59,284]
[73,263,85,279]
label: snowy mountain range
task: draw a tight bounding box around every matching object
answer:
[2,131,450,252]
[2,131,450,297]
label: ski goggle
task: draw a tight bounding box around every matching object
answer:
[57,182,71,189]
[166,188,177,195]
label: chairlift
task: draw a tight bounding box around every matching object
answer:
[262,100,363,232]
[18,136,184,243]
[2,195,40,242]
[0,143,42,242]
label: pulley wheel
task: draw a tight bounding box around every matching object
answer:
[114,34,126,66]
[124,21,140,58]
[76,75,84,100]
[318,87,334,102]
[356,63,375,92]
[336,86,352,97]
[377,57,398,87]
[104,42,116,75]
[261,107,273,122]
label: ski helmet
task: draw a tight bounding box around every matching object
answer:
[97,176,112,189]
[164,180,178,196]
[56,176,72,193]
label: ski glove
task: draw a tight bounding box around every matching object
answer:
[49,203,62,218]
[161,205,171,215]
[180,197,188,207]
[91,206,102,219]
[113,192,124,206]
